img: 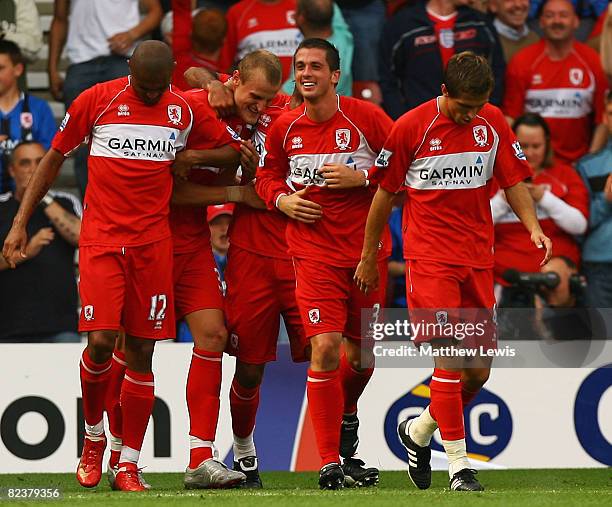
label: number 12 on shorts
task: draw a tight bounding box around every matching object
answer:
[148,294,167,321]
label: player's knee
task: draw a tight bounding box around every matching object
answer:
[464,368,490,389]
[87,330,116,361]
[201,325,228,351]
[235,362,265,388]
[312,340,341,368]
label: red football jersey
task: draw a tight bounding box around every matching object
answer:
[219,0,299,81]
[256,96,393,267]
[493,162,589,283]
[52,77,193,247]
[503,40,608,164]
[230,93,295,259]
[378,97,532,269]
[170,89,242,254]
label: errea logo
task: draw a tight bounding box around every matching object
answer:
[291,136,303,149]
[429,138,442,151]
[117,104,130,116]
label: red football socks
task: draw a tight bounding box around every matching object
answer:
[230,378,260,439]
[106,349,126,440]
[339,352,373,415]
[79,349,112,433]
[429,368,464,440]
[120,370,155,460]
[306,368,343,467]
[187,348,222,468]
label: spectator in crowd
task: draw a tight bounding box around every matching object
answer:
[169,3,227,90]
[586,2,608,51]
[0,141,81,342]
[503,0,609,164]
[335,0,384,104]
[528,0,608,41]
[489,0,540,62]
[47,0,163,198]
[491,113,589,306]
[220,0,350,82]
[0,41,56,193]
[281,0,353,97]
[0,0,43,62]
[599,3,612,84]
[379,0,505,119]
[577,91,612,308]
[208,203,234,276]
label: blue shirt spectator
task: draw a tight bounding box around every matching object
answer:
[0,40,56,193]
[577,130,612,307]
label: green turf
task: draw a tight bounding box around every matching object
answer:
[0,469,610,506]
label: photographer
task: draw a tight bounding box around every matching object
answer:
[491,113,589,308]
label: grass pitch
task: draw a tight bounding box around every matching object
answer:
[0,469,610,506]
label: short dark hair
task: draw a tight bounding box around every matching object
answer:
[191,8,227,54]
[0,40,24,66]
[512,112,553,168]
[294,38,340,72]
[444,51,494,99]
[297,0,333,30]
[238,49,282,86]
[606,89,612,104]
[9,141,45,165]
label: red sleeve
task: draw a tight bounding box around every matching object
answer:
[172,0,192,55]
[219,6,239,72]
[192,96,242,151]
[255,119,292,209]
[51,86,98,156]
[491,108,533,188]
[376,116,415,193]
[502,53,528,119]
[560,164,590,219]
[366,105,394,154]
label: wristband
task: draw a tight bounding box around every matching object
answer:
[361,169,370,187]
[226,186,242,203]
[41,194,54,208]
[275,193,288,208]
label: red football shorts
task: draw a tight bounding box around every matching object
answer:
[173,247,224,320]
[224,246,308,364]
[293,258,386,341]
[78,237,175,339]
[406,259,496,347]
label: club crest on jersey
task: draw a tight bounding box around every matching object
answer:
[247,17,258,28]
[117,104,130,116]
[84,305,94,321]
[291,136,303,149]
[569,68,583,86]
[435,311,448,326]
[335,129,351,150]
[20,112,33,129]
[167,105,182,125]
[287,10,296,25]
[439,28,454,49]
[473,125,488,147]
[308,308,320,324]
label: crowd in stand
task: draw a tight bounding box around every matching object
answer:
[1,0,611,342]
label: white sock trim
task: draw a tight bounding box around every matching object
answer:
[119,445,140,465]
[80,358,112,375]
[233,430,256,460]
[442,438,470,478]
[192,351,222,362]
[85,419,104,437]
[124,374,154,387]
[431,375,460,383]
